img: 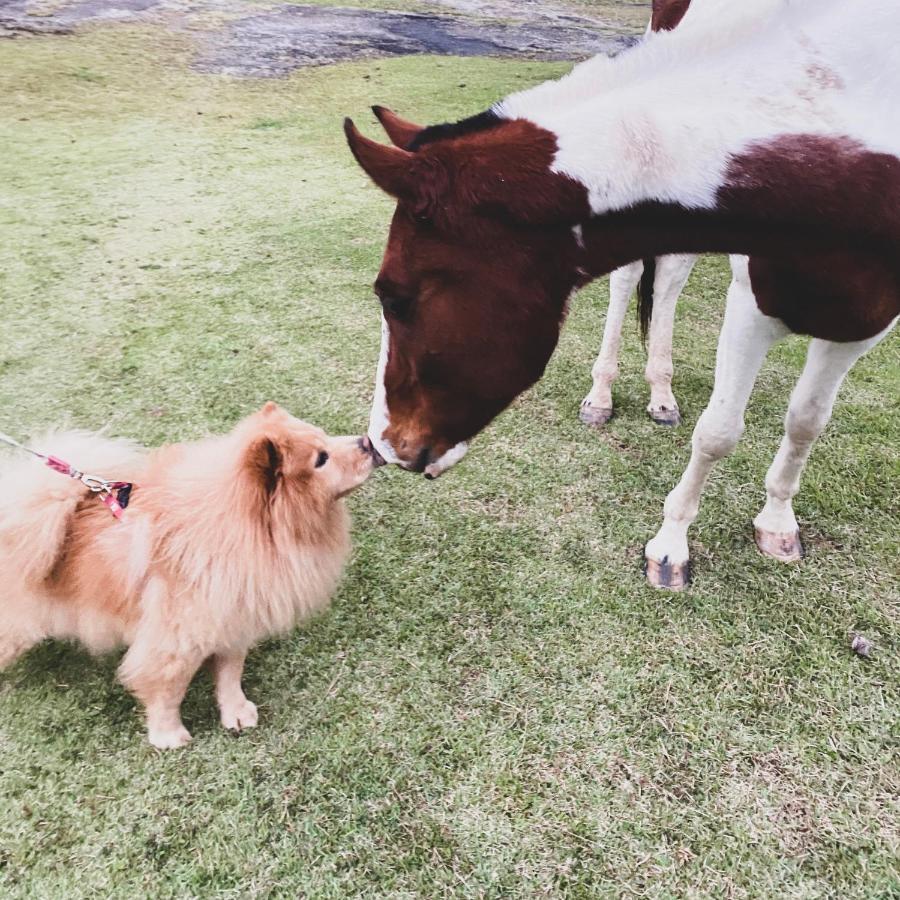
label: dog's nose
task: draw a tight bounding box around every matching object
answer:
[360,435,386,467]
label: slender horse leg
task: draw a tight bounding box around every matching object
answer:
[580,260,644,427]
[645,257,788,590]
[754,319,898,561]
[645,254,698,426]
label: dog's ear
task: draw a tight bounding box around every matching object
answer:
[244,435,283,496]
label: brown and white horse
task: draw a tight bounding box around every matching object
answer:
[346,0,900,588]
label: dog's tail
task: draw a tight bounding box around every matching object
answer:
[0,431,142,585]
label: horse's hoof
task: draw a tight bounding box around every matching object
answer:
[645,556,691,591]
[648,407,681,427]
[755,527,804,563]
[580,403,614,427]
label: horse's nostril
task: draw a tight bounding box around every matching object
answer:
[412,446,432,473]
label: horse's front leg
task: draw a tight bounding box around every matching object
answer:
[645,257,787,590]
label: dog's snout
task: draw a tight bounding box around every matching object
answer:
[360,435,386,467]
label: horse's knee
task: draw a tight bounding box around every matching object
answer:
[645,360,674,386]
[693,412,743,459]
[591,361,618,386]
[785,402,829,446]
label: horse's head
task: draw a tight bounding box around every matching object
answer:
[345,107,590,476]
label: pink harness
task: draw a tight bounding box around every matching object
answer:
[0,431,134,520]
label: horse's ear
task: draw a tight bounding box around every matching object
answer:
[372,106,424,150]
[344,118,444,218]
[345,118,415,197]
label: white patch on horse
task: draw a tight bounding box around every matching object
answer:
[495,0,900,216]
[368,315,401,465]
[424,442,469,479]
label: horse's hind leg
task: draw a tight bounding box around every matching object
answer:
[645,254,697,426]
[581,261,644,427]
[754,319,897,562]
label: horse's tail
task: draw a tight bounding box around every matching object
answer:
[636,257,656,345]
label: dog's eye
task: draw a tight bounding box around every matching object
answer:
[315,451,329,469]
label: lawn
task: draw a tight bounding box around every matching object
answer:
[1,19,898,900]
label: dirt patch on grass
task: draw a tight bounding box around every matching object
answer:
[1,0,640,74]
[200,5,634,75]
[0,0,160,35]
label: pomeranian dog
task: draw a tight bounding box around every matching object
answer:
[0,403,377,748]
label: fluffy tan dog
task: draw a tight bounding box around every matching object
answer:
[0,403,376,748]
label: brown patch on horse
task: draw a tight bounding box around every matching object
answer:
[723,136,900,341]
[599,137,900,343]
[651,0,692,32]
[749,253,898,342]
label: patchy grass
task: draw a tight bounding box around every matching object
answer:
[1,21,898,900]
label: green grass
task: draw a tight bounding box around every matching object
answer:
[1,23,899,900]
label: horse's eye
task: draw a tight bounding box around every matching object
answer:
[315,451,329,468]
[380,294,413,320]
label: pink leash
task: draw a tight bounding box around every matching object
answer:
[0,431,134,520]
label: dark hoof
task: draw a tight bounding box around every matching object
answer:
[755,527,804,563]
[649,408,682,427]
[580,403,613,427]
[645,556,691,591]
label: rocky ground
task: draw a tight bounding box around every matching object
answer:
[0,0,649,75]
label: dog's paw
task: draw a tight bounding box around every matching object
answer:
[220,699,258,732]
[148,725,193,750]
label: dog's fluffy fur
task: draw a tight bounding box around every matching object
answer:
[0,403,374,748]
